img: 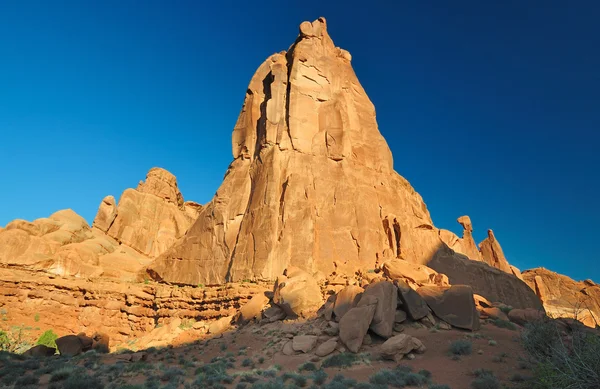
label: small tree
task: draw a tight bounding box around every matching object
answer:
[36,329,58,349]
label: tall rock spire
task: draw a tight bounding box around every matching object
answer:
[147,18,442,285]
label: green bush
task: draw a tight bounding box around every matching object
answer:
[321,352,370,368]
[36,329,58,349]
[491,318,517,331]
[449,340,472,356]
[471,369,499,389]
[522,319,600,389]
[0,331,9,351]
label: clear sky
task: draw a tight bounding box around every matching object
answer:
[0,1,598,282]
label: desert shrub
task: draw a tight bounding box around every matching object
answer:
[61,372,104,389]
[369,365,430,388]
[0,331,10,351]
[471,369,499,389]
[499,305,513,315]
[14,374,39,387]
[36,329,58,349]
[161,367,185,382]
[449,340,472,355]
[488,340,497,346]
[491,318,517,331]
[522,318,600,389]
[311,369,328,385]
[298,361,317,372]
[429,385,451,389]
[242,358,254,367]
[282,372,307,387]
[321,352,370,368]
[50,366,75,382]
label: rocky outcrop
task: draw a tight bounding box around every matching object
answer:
[427,245,543,310]
[272,267,323,318]
[417,285,480,331]
[523,268,600,328]
[478,230,512,273]
[0,168,199,281]
[0,267,268,345]
[98,167,201,258]
[439,216,481,261]
[148,17,445,285]
[0,209,150,280]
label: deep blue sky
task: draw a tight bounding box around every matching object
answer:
[1,1,598,282]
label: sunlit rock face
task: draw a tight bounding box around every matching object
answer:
[149,18,445,285]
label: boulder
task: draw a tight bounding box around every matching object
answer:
[480,307,509,321]
[315,338,338,357]
[360,281,397,338]
[92,332,110,353]
[395,279,430,320]
[427,245,544,311]
[282,341,300,356]
[395,310,407,323]
[77,333,93,351]
[382,259,438,285]
[417,285,480,331]
[508,308,546,326]
[208,316,233,335]
[56,335,83,356]
[339,295,378,353]
[262,305,287,323]
[237,292,269,324]
[272,267,323,318]
[333,285,363,321]
[23,344,56,357]
[292,335,318,353]
[380,334,426,362]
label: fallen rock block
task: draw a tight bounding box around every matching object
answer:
[23,344,56,357]
[56,335,83,357]
[508,308,546,326]
[361,281,397,338]
[292,335,318,353]
[396,280,430,320]
[315,338,338,357]
[380,334,426,362]
[339,295,377,353]
[417,285,480,331]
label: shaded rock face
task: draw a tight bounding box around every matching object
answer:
[149,17,446,285]
[427,245,543,310]
[417,285,480,331]
[523,268,600,328]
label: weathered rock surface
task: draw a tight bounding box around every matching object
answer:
[56,335,84,356]
[478,230,512,273]
[380,334,426,362]
[427,245,544,310]
[333,285,363,321]
[23,344,56,357]
[508,308,546,326]
[439,216,481,261]
[417,285,480,331]
[339,295,377,353]
[148,17,447,285]
[292,335,318,353]
[237,292,270,324]
[360,281,397,338]
[0,168,199,281]
[382,258,439,285]
[315,338,338,356]
[100,167,201,258]
[0,267,268,344]
[272,267,323,318]
[395,280,430,320]
[523,268,600,328]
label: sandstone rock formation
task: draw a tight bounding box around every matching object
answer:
[439,216,481,261]
[427,245,543,310]
[380,334,426,362]
[95,167,201,258]
[478,229,512,273]
[523,268,600,328]
[417,285,480,331]
[148,17,446,285]
[272,267,323,318]
[0,168,199,281]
